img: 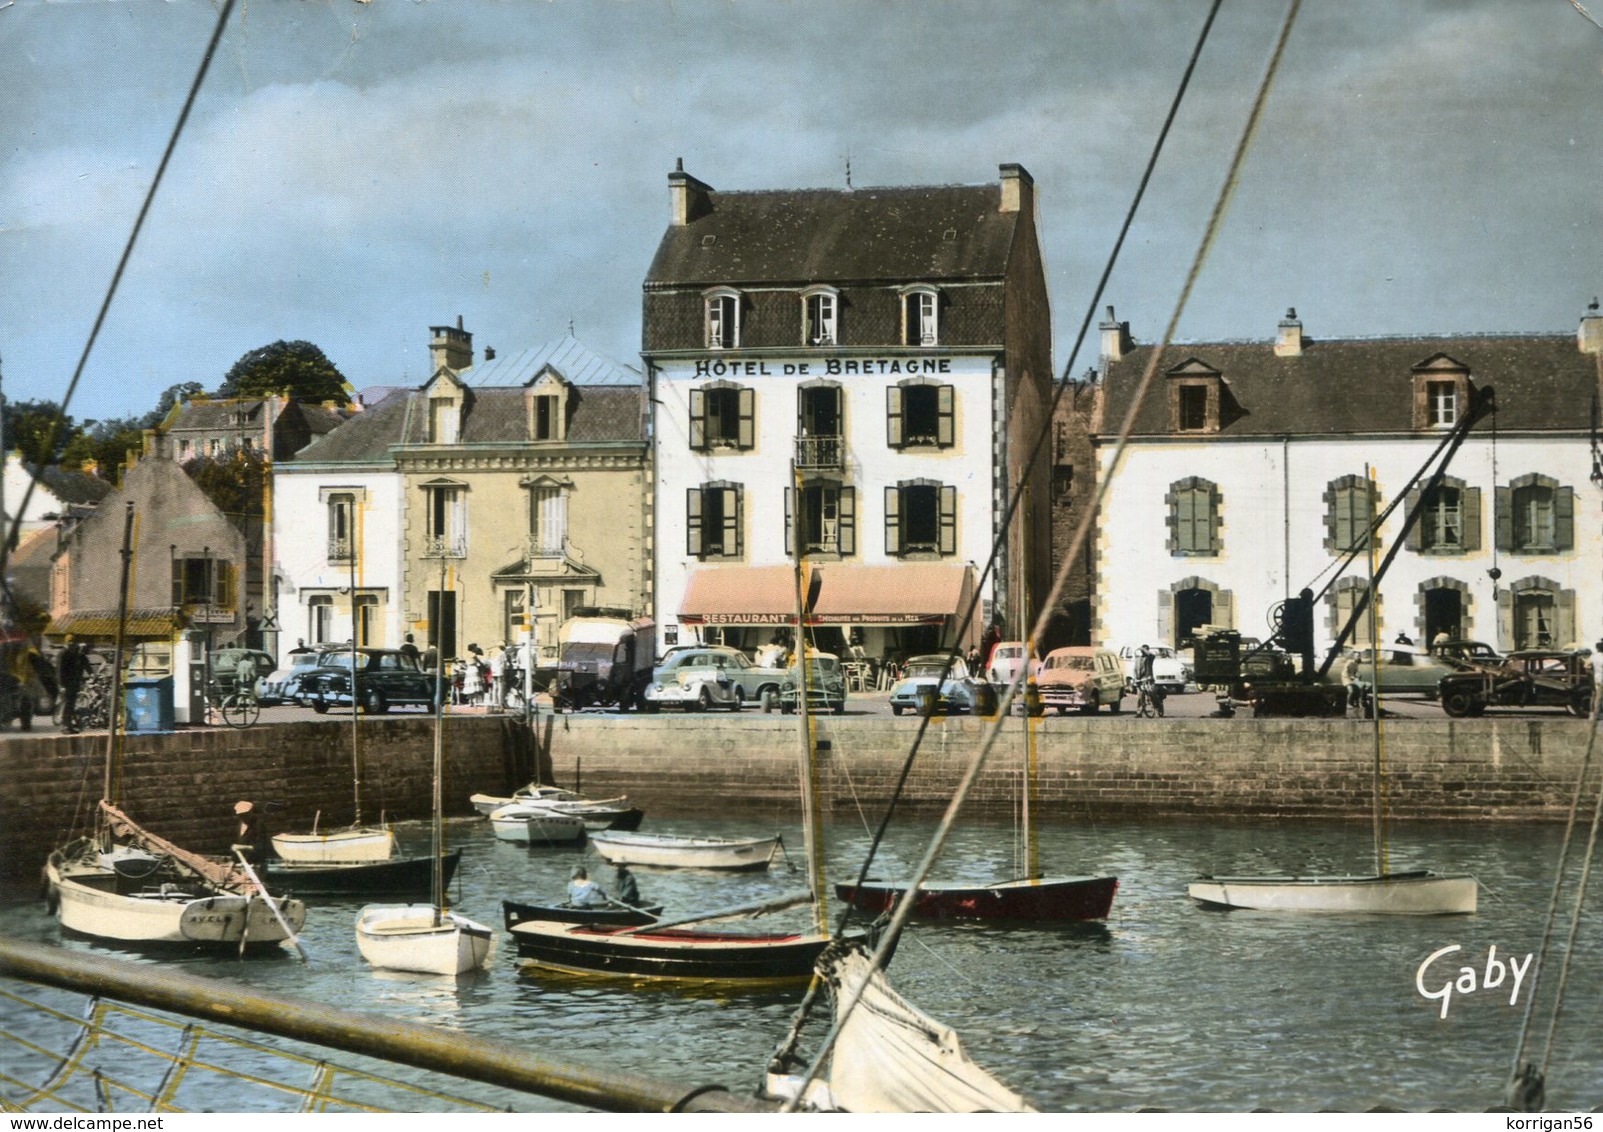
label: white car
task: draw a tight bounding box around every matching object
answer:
[642,649,743,712]
[1116,645,1194,695]
[984,641,1037,686]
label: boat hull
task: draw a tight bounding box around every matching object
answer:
[502,899,662,930]
[488,805,588,845]
[1187,871,1478,915]
[589,832,780,871]
[46,860,306,949]
[835,875,1119,922]
[271,827,396,864]
[355,904,497,975]
[471,790,643,831]
[509,920,842,982]
[264,849,461,896]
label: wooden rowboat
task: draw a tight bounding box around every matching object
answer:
[835,874,1119,922]
[588,831,781,871]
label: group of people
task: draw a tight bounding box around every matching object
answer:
[567,863,643,908]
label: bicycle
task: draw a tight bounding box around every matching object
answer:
[1133,677,1164,719]
[207,681,260,729]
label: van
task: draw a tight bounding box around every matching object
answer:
[1035,647,1126,715]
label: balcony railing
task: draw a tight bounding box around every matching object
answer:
[327,537,353,563]
[528,534,566,561]
[423,534,467,559]
[795,435,844,471]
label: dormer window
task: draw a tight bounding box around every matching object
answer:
[1166,361,1223,433]
[524,367,571,442]
[1427,381,1457,427]
[802,288,838,346]
[705,289,742,349]
[1411,355,1470,431]
[900,286,939,347]
[429,397,458,444]
[1178,386,1209,431]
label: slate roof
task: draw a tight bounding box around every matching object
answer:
[283,394,410,464]
[645,183,1017,289]
[396,386,645,445]
[1101,334,1597,438]
[25,463,114,506]
[461,335,642,388]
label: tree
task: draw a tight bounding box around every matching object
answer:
[184,449,267,519]
[62,417,148,480]
[2,400,80,467]
[146,382,207,427]
[217,340,351,406]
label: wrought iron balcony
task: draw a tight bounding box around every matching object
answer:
[795,435,844,471]
[327,537,353,563]
[527,534,567,561]
[423,534,467,559]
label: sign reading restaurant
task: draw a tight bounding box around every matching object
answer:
[684,611,945,626]
[692,356,956,378]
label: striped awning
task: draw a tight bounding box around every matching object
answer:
[46,609,184,640]
[678,563,974,627]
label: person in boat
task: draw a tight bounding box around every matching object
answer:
[613,863,641,907]
[567,866,608,907]
[231,800,270,861]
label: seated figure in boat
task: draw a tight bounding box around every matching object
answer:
[567,866,608,907]
[612,864,641,907]
[231,800,270,862]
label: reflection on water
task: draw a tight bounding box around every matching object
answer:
[4,813,1600,1111]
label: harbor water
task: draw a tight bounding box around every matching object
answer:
[3,812,1600,1112]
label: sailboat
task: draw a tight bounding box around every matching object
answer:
[470,782,644,830]
[43,504,307,952]
[355,597,495,976]
[1187,465,1477,915]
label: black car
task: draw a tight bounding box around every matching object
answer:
[297,648,438,714]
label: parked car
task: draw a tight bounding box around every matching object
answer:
[297,647,436,714]
[778,653,847,715]
[1439,649,1595,718]
[1430,639,1503,670]
[1341,645,1455,699]
[888,654,984,716]
[645,646,786,709]
[210,648,277,697]
[642,648,743,712]
[1114,645,1194,694]
[258,651,323,706]
[1036,647,1126,715]
[984,641,1036,686]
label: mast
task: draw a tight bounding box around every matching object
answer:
[102,502,136,840]
[791,465,827,931]
[349,523,362,826]
[431,555,448,926]
[1365,465,1385,877]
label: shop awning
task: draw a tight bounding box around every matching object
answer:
[679,563,975,627]
[46,609,184,640]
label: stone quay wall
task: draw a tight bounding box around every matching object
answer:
[2,713,1589,882]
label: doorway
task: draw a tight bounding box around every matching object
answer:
[1174,588,1213,647]
[1423,587,1463,644]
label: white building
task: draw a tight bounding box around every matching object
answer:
[1093,304,1603,658]
[643,163,1055,663]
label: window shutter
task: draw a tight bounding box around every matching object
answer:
[737,387,755,450]
[721,486,740,558]
[1557,587,1577,647]
[1321,484,1336,553]
[1496,586,1514,652]
[171,567,183,607]
[686,488,703,557]
[1462,487,1482,551]
[936,384,955,447]
[938,486,957,555]
[884,486,902,556]
[837,487,856,556]
[1175,487,1196,554]
[1411,378,1429,430]
[1206,484,1221,554]
[1555,485,1575,550]
[1494,486,1513,551]
[217,562,235,609]
[1156,591,1174,648]
[1164,485,1178,554]
[795,388,805,437]
[731,487,744,557]
[886,386,904,448]
[688,388,706,450]
[784,487,794,558]
[1214,588,1234,632]
[452,491,468,550]
[1404,488,1423,551]
[830,385,844,428]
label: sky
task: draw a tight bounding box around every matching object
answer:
[2,0,1601,422]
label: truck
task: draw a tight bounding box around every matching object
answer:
[552,608,656,712]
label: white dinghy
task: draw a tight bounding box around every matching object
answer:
[488,803,588,845]
[589,831,781,871]
[1187,870,1477,915]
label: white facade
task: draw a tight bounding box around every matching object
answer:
[271,467,404,665]
[1096,433,1597,657]
[653,352,997,649]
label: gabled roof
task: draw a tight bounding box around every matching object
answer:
[22,462,114,506]
[282,393,410,464]
[397,386,645,445]
[462,335,642,388]
[646,183,1016,289]
[1101,334,1595,437]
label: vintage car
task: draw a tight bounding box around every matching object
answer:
[888,654,984,716]
[258,650,323,706]
[984,641,1036,687]
[1115,644,1194,694]
[1430,639,1503,669]
[210,647,278,697]
[641,648,743,711]
[1439,649,1594,718]
[297,647,436,714]
[1035,647,1126,715]
[644,645,785,709]
[777,652,847,715]
[1341,645,1455,699]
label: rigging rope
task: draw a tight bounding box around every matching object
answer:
[783,0,1301,1109]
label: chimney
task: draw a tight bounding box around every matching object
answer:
[668,159,714,226]
[1580,297,1602,356]
[999,163,1033,214]
[1274,307,1303,357]
[1099,306,1131,363]
[430,317,473,372]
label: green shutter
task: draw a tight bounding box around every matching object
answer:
[1557,587,1576,647]
[886,387,904,448]
[939,485,957,555]
[1156,591,1173,647]
[936,385,955,447]
[689,388,706,451]
[737,387,755,450]
[722,487,740,558]
[686,488,703,557]
[1207,484,1221,555]
[1405,488,1423,551]
[784,487,793,558]
[884,486,902,556]
[1462,487,1482,552]
[1214,588,1234,632]
[1555,485,1575,550]
[838,487,856,556]
[1494,486,1513,551]
[1496,586,1513,652]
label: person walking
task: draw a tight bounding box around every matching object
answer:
[56,638,89,734]
[399,633,421,664]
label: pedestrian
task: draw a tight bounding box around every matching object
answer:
[235,651,259,699]
[567,866,608,907]
[487,644,505,709]
[399,633,421,664]
[289,638,312,655]
[56,637,89,734]
[422,642,439,673]
[965,644,981,674]
[613,864,641,907]
[1340,651,1366,717]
